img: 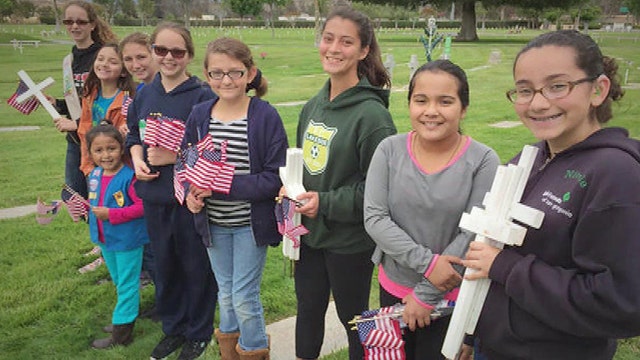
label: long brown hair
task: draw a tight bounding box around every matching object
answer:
[83,43,136,97]
[63,0,117,45]
[515,30,624,124]
[204,37,268,98]
[323,6,390,88]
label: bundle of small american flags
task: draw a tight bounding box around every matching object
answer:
[274,196,308,248]
[36,185,90,224]
[142,113,185,153]
[352,305,406,360]
[174,133,235,204]
[6,80,39,115]
[62,184,90,222]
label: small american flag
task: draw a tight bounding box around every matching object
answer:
[275,197,308,247]
[6,80,39,115]
[356,306,406,360]
[121,91,132,117]
[177,137,235,195]
[143,114,185,152]
[35,198,62,225]
[61,185,90,222]
[174,146,198,204]
[211,162,234,194]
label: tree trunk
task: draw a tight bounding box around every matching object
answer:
[457,1,478,42]
[314,0,321,47]
[52,0,60,31]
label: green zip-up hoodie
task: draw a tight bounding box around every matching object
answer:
[296,77,397,254]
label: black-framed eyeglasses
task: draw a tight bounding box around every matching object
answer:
[62,19,91,26]
[207,70,246,80]
[151,45,188,59]
[506,76,598,104]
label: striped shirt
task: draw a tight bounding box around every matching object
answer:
[205,117,251,227]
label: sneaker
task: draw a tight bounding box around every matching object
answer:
[78,257,104,274]
[150,335,185,360]
[83,246,101,257]
[177,340,207,360]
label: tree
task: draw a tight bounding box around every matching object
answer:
[138,0,155,26]
[15,0,35,18]
[93,0,118,24]
[229,0,263,23]
[363,0,585,41]
[263,0,289,37]
[120,0,136,19]
[0,0,16,19]
[624,0,640,19]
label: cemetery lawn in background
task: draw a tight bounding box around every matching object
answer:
[0,26,639,359]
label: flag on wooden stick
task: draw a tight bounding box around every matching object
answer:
[355,305,406,360]
[35,198,62,225]
[275,196,308,248]
[7,80,40,115]
[62,184,90,222]
[142,114,185,152]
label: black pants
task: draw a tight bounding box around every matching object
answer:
[144,202,218,341]
[295,243,374,360]
[380,285,450,360]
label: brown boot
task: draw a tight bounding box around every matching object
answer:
[91,322,134,349]
[235,343,270,360]
[103,324,113,333]
[214,328,240,360]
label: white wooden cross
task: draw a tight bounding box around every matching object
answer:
[441,145,545,359]
[279,148,306,260]
[16,70,60,119]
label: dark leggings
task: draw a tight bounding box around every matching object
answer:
[294,243,374,360]
[380,285,451,360]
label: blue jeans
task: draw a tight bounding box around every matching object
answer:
[101,245,143,325]
[207,225,268,350]
[63,140,87,199]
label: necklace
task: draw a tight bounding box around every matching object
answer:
[412,132,463,171]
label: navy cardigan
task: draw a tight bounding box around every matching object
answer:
[184,97,289,247]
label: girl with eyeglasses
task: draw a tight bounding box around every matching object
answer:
[183,36,287,360]
[459,30,640,360]
[125,22,218,360]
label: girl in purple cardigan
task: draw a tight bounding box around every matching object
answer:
[184,37,288,360]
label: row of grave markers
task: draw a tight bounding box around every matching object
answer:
[383,50,502,82]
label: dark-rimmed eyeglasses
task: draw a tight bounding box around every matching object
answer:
[62,19,91,26]
[151,45,188,59]
[506,76,598,104]
[207,70,246,80]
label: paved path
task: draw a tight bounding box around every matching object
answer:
[0,125,40,132]
[0,204,36,219]
[267,301,347,359]
[0,204,348,358]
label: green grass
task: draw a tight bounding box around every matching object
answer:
[1,26,639,359]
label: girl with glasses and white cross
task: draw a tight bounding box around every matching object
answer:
[459,30,640,360]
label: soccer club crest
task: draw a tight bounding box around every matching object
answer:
[302,121,337,175]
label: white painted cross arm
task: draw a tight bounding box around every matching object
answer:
[441,145,545,360]
[16,70,60,119]
[279,148,306,260]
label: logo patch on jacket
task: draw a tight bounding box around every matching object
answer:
[302,120,337,175]
[113,191,125,207]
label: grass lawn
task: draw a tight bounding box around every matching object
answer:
[0,25,639,359]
